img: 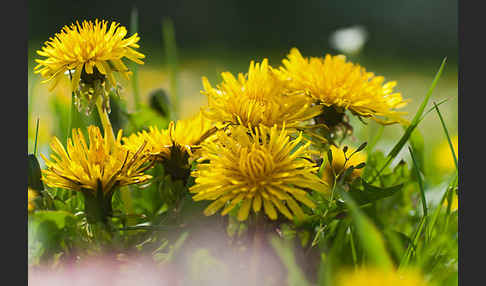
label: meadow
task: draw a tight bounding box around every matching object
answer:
[27,18,458,286]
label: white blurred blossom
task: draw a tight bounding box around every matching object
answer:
[329,25,368,55]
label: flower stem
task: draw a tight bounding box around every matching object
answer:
[95,97,116,151]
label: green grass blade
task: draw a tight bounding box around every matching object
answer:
[33,117,40,156]
[371,57,447,182]
[443,172,458,233]
[162,17,179,120]
[340,190,394,269]
[433,101,458,171]
[399,216,427,268]
[420,98,449,122]
[426,175,454,240]
[409,128,425,175]
[408,146,428,217]
[130,6,141,111]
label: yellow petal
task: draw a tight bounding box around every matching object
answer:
[237,198,252,221]
[253,193,262,212]
[263,198,277,220]
[221,193,245,216]
[204,194,234,216]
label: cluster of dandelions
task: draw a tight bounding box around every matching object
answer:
[33,19,409,227]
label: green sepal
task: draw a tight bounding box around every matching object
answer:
[82,183,116,224]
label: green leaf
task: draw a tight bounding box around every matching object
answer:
[29,210,79,262]
[348,179,403,205]
[28,154,44,191]
[354,162,366,169]
[31,210,77,230]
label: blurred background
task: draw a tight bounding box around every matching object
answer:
[28,0,458,60]
[28,0,458,185]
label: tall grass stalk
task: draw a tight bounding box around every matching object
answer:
[130,7,141,111]
[371,57,447,183]
[433,102,458,171]
[409,146,428,217]
[162,18,179,120]
[34,117,40,156]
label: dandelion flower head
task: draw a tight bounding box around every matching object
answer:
[123,112,215,162]
[34,19,145,113]
[190,125,328,222]
[201,59,321,130]
[275,48,408,124]
[123,112,215,181]
[41,125,152,195]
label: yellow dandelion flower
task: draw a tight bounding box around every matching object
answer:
[434,135,458,173]
[34,19,145,113]
[123,112,216,181]
[337,267,430,286]
[41,125,152,195]
[275,48,409,124]
[201,59,322,130]
[321,145,366,191]
[28,188,38,212]
[190,125,328,222]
